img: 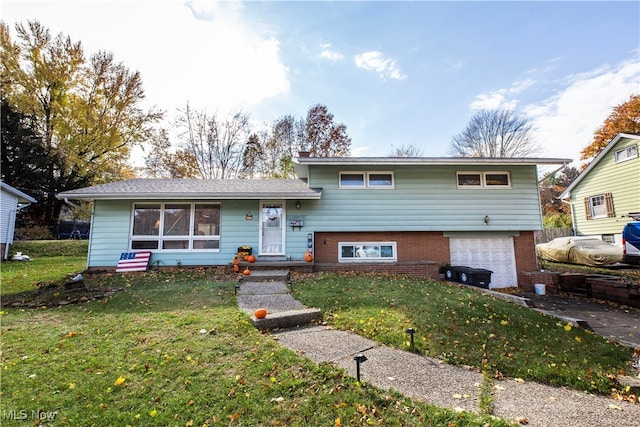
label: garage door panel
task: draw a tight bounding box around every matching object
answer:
[450,237,517,288]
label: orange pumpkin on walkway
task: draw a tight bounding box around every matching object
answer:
[254,308,267,319]
[243,268,251,275]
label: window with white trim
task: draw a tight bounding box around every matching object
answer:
[130,203,221,251]
[615,145,638,163]
[338,242,397,262]
[456,171,511,188]
[584,193,614,220]
[339,171,394,188]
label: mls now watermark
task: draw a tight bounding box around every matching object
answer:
[2,409,58,422]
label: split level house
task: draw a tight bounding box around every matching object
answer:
[560,133,640,245]
[57,155,569,288]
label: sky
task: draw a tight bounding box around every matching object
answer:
[2,1,639,168]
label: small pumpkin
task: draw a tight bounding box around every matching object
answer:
[233,264,239,273]
[304,250,313,262]
[246,254,256,263]
[254,308,267,319]
[243,268,251,275]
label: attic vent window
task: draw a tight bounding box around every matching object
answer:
[615,145,638,163]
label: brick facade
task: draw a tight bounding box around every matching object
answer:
[314,231,451,264]
[313,231,538,285]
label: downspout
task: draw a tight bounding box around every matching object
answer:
[64,198,92,214]
[560,196,576,237]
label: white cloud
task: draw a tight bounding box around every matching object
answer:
[320,43,344,62]
[354,51,406,80]
[2,1,290,114]
[469,78,535,110]
[525,58,639,166]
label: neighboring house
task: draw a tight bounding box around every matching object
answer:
[57,155,568,288]
[1,182,36,260]
[560,133,640,245]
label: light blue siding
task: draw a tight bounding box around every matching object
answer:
[305,165,542,232]
[88,199,312,267]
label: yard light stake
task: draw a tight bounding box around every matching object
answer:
[354,354,367,382]
[406,327,415,349]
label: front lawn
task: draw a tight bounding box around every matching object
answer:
[293,272,635,395]
[1,240,88,295]
[0,269,507,427]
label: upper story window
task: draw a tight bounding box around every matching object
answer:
[615,145,638,163]
[456,171,511,188]
[131,202,221,251]
[339,171,394,189]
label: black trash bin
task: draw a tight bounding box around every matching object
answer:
[445,266,492,288]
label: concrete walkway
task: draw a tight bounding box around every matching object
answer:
[236,271,640,427]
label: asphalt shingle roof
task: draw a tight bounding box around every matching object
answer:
[56,178,321,200]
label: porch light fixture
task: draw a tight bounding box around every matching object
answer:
[484,215,490,224]
[245,213,253,220]
[295,200,301,209]
[354,354,367,382]
[406,327,415,349]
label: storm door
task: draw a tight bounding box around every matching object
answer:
[259,202,285,255]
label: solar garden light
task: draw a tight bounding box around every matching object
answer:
[353,354,367,382]
[406,327,415,349]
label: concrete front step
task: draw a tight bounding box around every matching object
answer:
[239,269,290,282]
[251,308,323,331]
[237,281,289,296]
[238,294,307,314]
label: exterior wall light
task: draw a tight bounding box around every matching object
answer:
[295,201,301,209]
[484,215,490,224]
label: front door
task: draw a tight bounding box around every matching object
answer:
[259,201,285,256]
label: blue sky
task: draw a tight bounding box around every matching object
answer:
[2,1,639,167]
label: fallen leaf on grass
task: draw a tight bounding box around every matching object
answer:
[114,376,125,386]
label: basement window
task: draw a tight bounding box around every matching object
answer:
[338,242,397,262]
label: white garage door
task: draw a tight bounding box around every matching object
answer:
[449,237,517,288]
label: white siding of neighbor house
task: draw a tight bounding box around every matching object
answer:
[1,190,18,245]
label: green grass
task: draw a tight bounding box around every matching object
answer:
[0,268,509,426]
[292,272,635,395]
[1,240,88,295]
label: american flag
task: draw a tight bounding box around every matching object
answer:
[116,251,152,273]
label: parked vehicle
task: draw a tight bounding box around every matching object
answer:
[535,236,623,267]
[622,221,640,265]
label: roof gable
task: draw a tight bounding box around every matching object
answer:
[560,133,640,199]
[1,181,36,203]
